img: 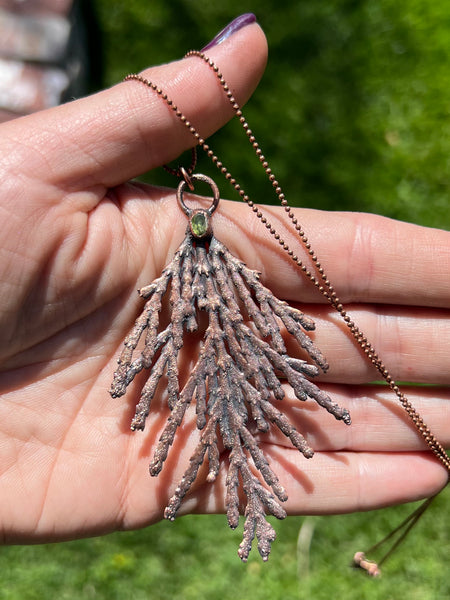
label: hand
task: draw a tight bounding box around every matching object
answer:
[0,21,448,545]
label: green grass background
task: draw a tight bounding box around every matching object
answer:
[2,1,450,598]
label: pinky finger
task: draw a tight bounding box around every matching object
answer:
[266,449,448,516]
[185,449,448,516]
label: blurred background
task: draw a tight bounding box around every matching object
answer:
[0,1,449,599]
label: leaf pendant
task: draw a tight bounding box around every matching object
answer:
[110,175,351,561]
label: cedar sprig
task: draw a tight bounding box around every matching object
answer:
[110,230,351,561]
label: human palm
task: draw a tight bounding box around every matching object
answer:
[0,23,448,544]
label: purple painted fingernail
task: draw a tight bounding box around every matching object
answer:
[201,13,257,51]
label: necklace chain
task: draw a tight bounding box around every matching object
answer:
[124,52,450,473]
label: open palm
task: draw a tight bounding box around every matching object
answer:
[0,23,448,545]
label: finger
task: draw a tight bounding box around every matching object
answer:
[184,450,446,517]
[271,450,447,514]
[254,384,450,452]
[0,22,267,192]
[106,193,450,309]
[213,202,450,309]
[295,303,450,384]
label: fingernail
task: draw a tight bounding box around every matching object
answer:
[201,13,257,51]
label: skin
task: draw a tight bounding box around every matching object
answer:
[0,22,448,545]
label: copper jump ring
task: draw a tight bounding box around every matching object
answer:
[180,166,195,191]
[177,173,220,217]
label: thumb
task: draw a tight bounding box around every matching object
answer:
[0,18,267,191]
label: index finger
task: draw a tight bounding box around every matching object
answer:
[0,21,267,192]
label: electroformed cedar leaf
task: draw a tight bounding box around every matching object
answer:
[110,228,351,561]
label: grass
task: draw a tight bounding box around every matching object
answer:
[2,490,450,599]
[1,1,449,598]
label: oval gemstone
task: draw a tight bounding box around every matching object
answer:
[190,211,209,238]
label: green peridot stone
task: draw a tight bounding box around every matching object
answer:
[190,211,209,238]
